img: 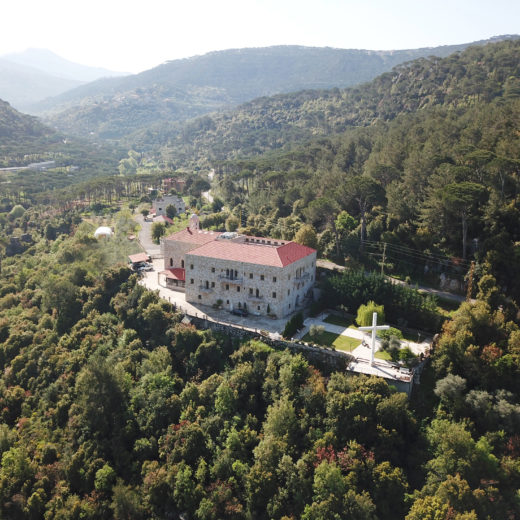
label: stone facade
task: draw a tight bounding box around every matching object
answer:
[161,215,316,318]
[153,195,185,217]
[185,249,315,317]
[160,215,219,270]
[161,232,219,269]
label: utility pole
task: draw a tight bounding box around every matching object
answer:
[380,242,387,275]
[466,261,475,301]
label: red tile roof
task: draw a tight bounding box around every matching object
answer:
[277,242,317,266]
[187,240,315,267]
[154,215,174,224]
[164,228,221,245]
[160,268,185,281]
[128,252,150,264]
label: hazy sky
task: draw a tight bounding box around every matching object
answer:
[2,0,519,73]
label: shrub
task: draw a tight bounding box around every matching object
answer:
[309,324,325,338]
[283,312,304,338]
[356,301,384,327]
[9,205,25,219]
[399,347,418,367]
[381,336,402,362]
[225,215,240,232]
[379,327,403,340]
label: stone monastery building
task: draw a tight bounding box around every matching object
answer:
[160,215,316,317]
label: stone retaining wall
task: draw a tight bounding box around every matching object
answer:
[186,315,416,395]
[189,315,350,372]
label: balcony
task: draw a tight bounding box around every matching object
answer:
[247,293,263,301]
[218,274,243,284]
[294,272,310,284]
[198,285,214,292]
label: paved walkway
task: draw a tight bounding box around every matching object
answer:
[135,214,160,257]
[295,315,430,361]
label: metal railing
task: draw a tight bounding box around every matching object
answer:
[218,274,243,283]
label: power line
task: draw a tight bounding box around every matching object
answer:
[366,249,467,273]
[363,240,471,268]
[363,239,471,265]
[366,250,465,278]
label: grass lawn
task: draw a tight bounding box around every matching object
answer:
[302,331,360,352]
[374,350,392,360]
[324,314,357,329]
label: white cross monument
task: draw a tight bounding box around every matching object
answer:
[358,312,389,366]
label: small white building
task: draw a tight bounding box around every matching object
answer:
[152,195,185,217]
[94,226,113,239]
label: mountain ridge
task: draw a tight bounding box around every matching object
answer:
[0,49,128,112]
[126,38,520,166]
[36,35,519,139]
[0,59,83,112]
[3,48,128,82]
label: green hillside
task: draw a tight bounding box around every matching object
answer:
[0,99,121,190]
[0,99,60,155]
[1,36,520,519]
[133,39,520,166]
[36,37,518,138]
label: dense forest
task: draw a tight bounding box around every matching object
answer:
[176,40,520,305]
[0,204,518,519]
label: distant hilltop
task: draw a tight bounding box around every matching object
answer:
[0,48,128,111]
[29,35,519,140]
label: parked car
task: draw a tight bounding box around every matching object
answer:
[137,262,154,272]
[231,308,248,317]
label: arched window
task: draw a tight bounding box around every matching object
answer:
[181,260,185,268]
[170,258,173,267]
